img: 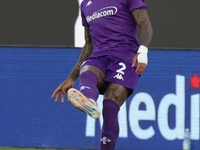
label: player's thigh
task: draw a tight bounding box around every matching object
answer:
[104,83,129,107]
[80,65,106,88]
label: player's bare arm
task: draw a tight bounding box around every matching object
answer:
[68,26,93,81]
[132,9,153,47]
[51,26,93,103]
[132,9,153,74]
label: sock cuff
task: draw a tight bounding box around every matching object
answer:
[80,70,98,85]
[103,99,120,110]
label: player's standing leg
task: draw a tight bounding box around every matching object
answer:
[100,83,129,150]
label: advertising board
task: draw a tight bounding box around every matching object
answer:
[0,47,199,150]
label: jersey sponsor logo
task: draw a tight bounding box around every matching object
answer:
[86,6,118,23]
[101,136,111,145]
[86,0,93,7]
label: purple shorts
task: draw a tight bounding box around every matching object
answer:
[80,55,139,90]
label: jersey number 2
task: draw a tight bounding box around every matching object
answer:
[116,62,126,75]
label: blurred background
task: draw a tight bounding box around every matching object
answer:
[0,0,199,150]
[0,0,199,49]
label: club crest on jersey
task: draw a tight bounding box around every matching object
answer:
[86,6,118,23]
[86,0,93,7]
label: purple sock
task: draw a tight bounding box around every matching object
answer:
[100,99,120,150]
[78,71,99,102]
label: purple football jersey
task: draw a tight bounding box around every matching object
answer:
[81,0,147,63]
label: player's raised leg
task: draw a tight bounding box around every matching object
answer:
[67,88,100,119]
[67,65,106,119]
[100,83,129,150]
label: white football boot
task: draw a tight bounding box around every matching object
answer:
[67,88,100,119]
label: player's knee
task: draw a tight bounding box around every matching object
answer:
[104,84,128,106]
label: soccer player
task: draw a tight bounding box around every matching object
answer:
[52,0,153,149]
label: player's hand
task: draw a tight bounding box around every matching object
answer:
[132,53,147,75]
[51,78,74,103]
[132,45,148,74]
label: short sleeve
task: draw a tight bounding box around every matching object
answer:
[81,1,89,26]
[127,0,147,12]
